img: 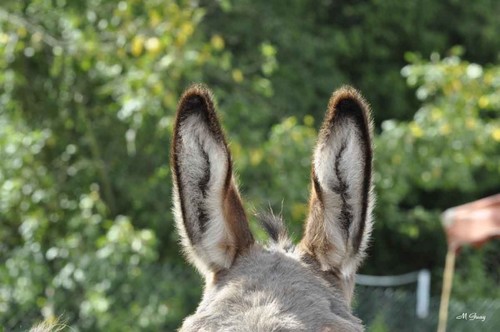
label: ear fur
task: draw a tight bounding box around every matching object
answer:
[171,84,254,275]
[300,86,374,278]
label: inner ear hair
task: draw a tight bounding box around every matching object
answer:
[323,87,373,254]
[301,86,374,277]
[171,84,254,274]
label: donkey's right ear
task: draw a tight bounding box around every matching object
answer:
[171,84,254,275]
[300,86,374,279]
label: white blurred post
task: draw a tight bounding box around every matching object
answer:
[416,269,430,318]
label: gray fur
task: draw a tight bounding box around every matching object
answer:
[181,243,363,332]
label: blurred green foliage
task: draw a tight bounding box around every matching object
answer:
[371,51,500,294]
[0,0,498,330]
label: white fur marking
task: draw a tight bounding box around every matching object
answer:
[174,114,234,273]
[313,117,372,277]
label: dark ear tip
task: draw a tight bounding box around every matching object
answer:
[174,83,226,143]
[178,83,215,115]
[326,85,372,127]
[328,86,369,114]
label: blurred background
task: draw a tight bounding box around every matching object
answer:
[0,0,499,331]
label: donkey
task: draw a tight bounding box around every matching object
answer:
[171,84,374,332]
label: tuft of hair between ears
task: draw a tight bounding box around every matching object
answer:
[255,211,294,251]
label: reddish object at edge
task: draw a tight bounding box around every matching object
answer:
[441,194,500,251]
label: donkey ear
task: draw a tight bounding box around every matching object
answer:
[171,84,254,275]
[300,86,374,278]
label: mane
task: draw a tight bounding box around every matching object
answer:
[256,211,293,250]
[29,318,66,332]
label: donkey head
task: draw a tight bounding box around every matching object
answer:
[171,84,374,331]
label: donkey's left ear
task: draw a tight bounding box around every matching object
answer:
[171,84,254,275]
[300,86,374,278]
